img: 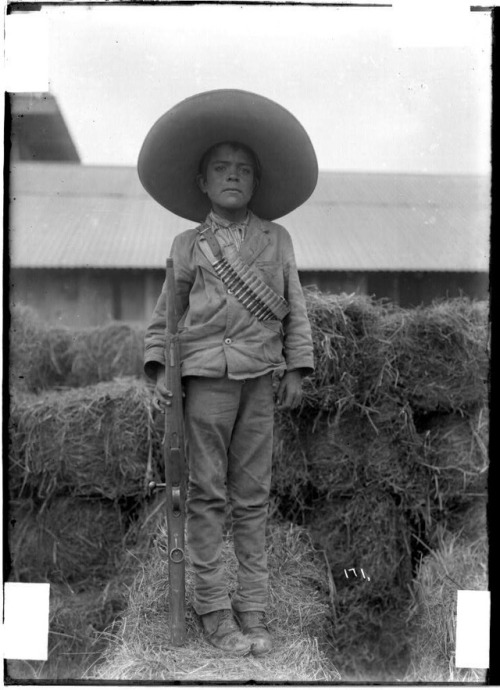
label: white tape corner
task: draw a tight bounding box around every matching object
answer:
[456,590,490,669]
[2,583,50,661]
[391,0,473,49]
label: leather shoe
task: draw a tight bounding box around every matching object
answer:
[201,609,252,655]
[234,610,273,656]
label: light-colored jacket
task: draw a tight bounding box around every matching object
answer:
[144,212,314,380]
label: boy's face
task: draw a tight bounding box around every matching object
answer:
[197,144,256,220]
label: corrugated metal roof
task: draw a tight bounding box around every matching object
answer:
[9,163,490,272]
[281,203,490,271]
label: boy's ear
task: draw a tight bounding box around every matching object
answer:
[197,174,207,194]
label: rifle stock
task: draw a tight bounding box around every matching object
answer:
[164,257,187,646]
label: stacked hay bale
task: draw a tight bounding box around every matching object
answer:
[272,290,489,678]
[8,307,164,680]
[6,378,165,679]
[8,377,165,580]
[7,292,489,681]
[9,305,144,391]
[8,379,160,502]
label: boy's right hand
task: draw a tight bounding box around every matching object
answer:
[152,377,173,412]
[152,365,172,412]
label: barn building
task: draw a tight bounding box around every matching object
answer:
[8,94,490,327]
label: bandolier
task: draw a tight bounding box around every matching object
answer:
[198,223,290,322]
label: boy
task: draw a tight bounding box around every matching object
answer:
[139,89,317,656]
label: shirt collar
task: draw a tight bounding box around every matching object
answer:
[208,210,250,230]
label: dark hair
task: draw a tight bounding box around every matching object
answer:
[198,141,261,183]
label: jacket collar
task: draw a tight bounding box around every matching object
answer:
[239,211,271,265]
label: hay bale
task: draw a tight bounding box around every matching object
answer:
[403,509,488,682]
[8,292,489,680]
[271,409,312,519]
[11,295,488,415]
[8,378,162,500]
[65,322,144,387]
[8,497,126,583]
[272,399,489,678]
[9,304,145,391]
[307,490,413,679]
[302,289,386,414]
[390,298,489,413]
[272,403,429,523]
[301,290,488,416]
[302,408,417,495]
[9,304,74,392]
[273,398,488,535]
[419,407,488,497]
[272,405,406,519]
[91,520,340,682]
[308,490,411,591]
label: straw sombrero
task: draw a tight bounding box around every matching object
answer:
[137,89,318,222]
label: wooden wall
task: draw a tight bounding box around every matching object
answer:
[10,268,488,328]
[10,269,164,327]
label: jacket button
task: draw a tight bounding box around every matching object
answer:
[224,338,232,345]
[228,289,234,295]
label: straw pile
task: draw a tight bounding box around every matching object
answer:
[9,305,144,392]
[9,378,162,501]
[91,518,340,683]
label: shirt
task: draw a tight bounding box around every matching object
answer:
[208,210,249,253]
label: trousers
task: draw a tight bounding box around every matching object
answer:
[183,374,274,616]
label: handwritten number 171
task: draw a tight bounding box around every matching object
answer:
[344,568,370,581]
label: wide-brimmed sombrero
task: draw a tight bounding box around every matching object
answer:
[137,89,318,222]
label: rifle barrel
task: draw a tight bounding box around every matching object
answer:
[164,257,186,646]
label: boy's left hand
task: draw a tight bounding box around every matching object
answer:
[276,370,303,409]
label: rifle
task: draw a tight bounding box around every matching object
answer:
[150,258,187,646]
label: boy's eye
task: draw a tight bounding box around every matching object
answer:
[239,166,252,175]
[214,164,226,172]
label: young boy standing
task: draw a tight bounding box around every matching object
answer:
[139,89,317,657]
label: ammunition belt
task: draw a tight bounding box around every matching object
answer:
[198,226,290,322]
